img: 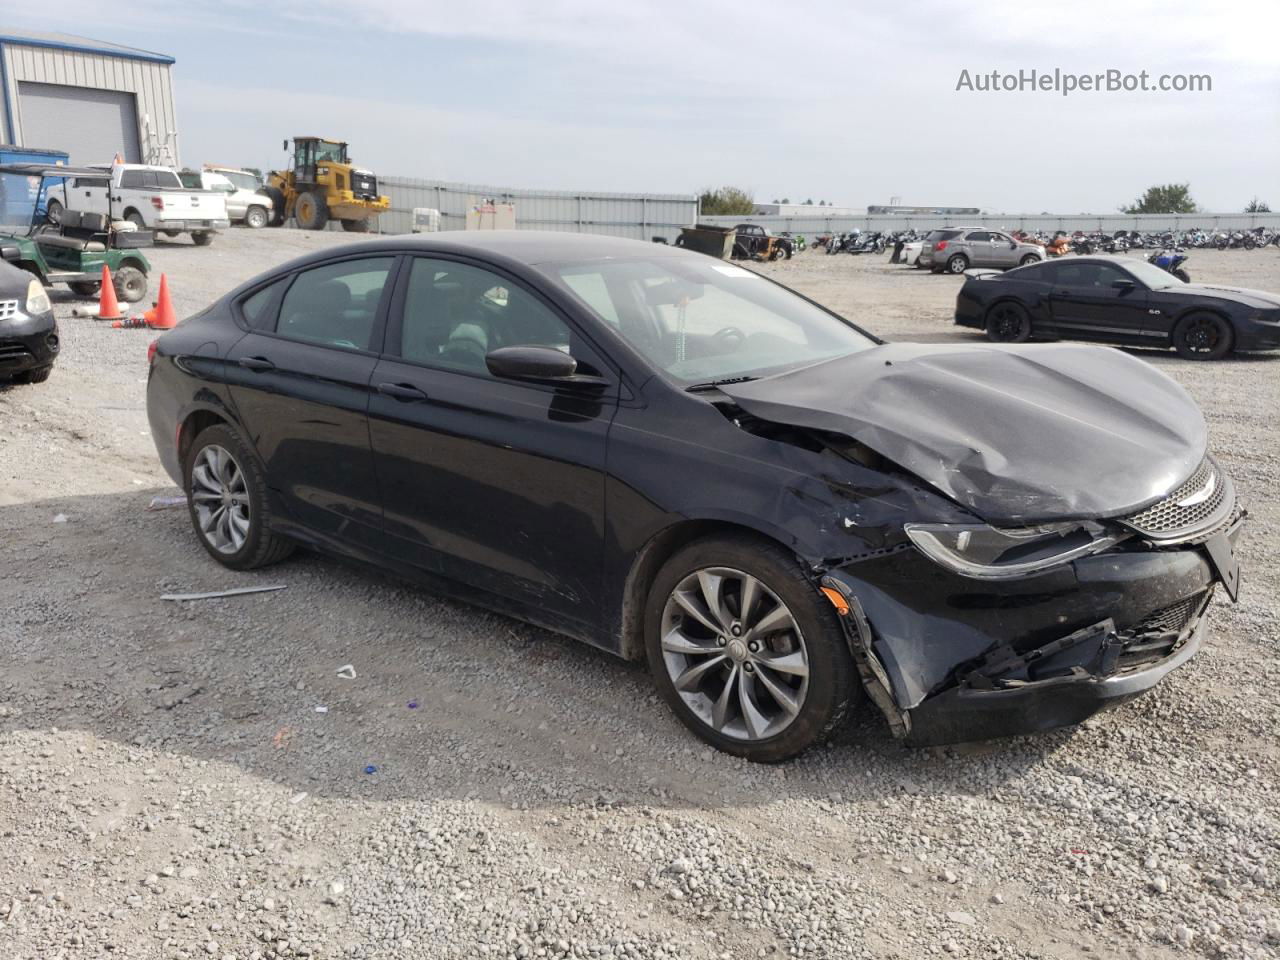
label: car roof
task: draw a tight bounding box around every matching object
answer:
[289,230,694,267]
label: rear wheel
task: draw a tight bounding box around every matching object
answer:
[244,205,269,229]
[184,424,295,570]
[68,280,101,298]
[947,253,969,274]
[124,210,146,230]
[1172,312,1233,360]
[341,218,369,233]
[294,191,329,230]
[192,231,214,246]
[113,265,147,303]
[645,534,857,762]
[1173,268,1191,283]
[985,301,1032,343]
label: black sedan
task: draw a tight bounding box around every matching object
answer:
[955,256,1280,359]
[146,233,1243,761]
[0,256,58,383]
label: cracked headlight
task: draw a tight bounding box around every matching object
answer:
[904,521,1127,580]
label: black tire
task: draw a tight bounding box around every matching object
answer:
[192,232,214,247]
[113,265,147,303]
[13,364,52,384]
[162,230,182,238]
[184,424,296,570]
[340,219,369,233]
[68,280,101,298]
[946,253,969,274]
[1173,268,1191,283]
[644,534,858,762]
[124,210,146,230]
[1172,312,1233,361]
[1019,254,1041,266]
[985,301,1032,343]
[244,205,269,229]
[46,199,64,225]
[295,191,329,230]
[262,187,287,227]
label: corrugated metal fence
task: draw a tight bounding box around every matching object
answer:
[377,176,698,240]
[700,212,1280,236]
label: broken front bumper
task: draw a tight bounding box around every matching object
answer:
[820,520,1239,746]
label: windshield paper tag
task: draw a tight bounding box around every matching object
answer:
[712,265,760,278]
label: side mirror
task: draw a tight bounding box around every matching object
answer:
[1009,241,1017,249]
[1112,278,1136,290]
[486,345,578,381]
[486,346,611,389]
[282,139,289,151]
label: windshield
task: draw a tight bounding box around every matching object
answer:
[539,256,876,384]
[220,171,261,191]
[0,171,48,228]
[1121,259,1184,289]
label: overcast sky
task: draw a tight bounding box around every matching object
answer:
[6,2,1278,212]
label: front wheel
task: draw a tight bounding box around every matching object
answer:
[1173,268,1191,283]
[1019,254,1041,266]
[985,301,1032,343]
[294,191,329,230]
[185,424,296,570]
[340,218,369,233]
[244,206,269,229]
[645,535,857,762]
[947,253,969,274]
[1172,312,1233,361]
[68,280,101,298]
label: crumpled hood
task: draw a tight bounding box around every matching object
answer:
[720,342,1207,524]
[1180,284,1280,310]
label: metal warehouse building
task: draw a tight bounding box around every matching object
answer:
[0,29,178,166]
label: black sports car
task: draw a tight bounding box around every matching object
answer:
[146,233,1243,761]
[0,256,58,384]
[955,255,1280,360]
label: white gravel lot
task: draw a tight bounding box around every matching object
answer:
[1,230,1278,960]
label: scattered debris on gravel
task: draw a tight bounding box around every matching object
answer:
[2,231,1277,959]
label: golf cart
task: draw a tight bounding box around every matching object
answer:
[0,163,151,302]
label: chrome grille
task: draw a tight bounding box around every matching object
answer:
[0,299,17,321]
[1122,458,1234,542]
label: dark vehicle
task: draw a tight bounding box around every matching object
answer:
[733,223,792,261]
[0,257,58,384]
[147,233,1243,761]
[956,255,1280,360]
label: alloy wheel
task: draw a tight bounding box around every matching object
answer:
[989,304,1028,341]
[1181,317,1220,355]
[190,444,251,554]
[659,566,810,741]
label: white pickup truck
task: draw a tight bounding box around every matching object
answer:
[179,168,272,229]
[48,163,230,246]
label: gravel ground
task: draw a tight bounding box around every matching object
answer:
[1,230,1278,960]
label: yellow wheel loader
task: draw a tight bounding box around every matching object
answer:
[261,137,390,232]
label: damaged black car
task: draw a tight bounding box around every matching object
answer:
[145,233,1244,761]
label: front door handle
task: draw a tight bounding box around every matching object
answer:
[377,382,428,402]
[238,356,275,372]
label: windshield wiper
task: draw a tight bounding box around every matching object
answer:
[685,376,759,393]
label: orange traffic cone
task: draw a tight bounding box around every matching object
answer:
[96,264,122,321]
[147,274,177,330]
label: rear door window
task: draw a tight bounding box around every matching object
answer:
[119,170,146,189]
[965,231,991,242]
[238,278,289,330]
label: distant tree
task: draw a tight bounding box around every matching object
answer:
[698,186,755,216]
[1122,183,1198,214]
[780,197,790,204]
[803,198,814,205]
[771,198,779,204]
[1245,197,1272,213]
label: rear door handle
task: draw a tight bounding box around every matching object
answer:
[377,382,428,402]
[238,356,275,372]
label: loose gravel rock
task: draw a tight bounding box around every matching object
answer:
[1,230,1278,958]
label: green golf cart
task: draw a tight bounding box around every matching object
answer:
[0,162,151,302]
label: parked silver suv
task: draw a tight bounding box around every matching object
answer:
[919,227,1045,274]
